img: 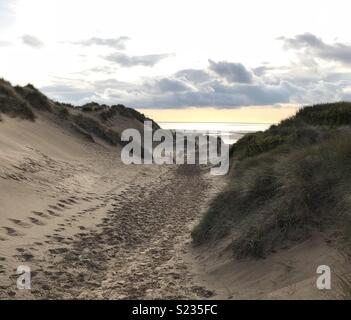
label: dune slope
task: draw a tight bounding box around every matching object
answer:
[192,102,351,299]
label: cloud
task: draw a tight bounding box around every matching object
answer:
[42,60,301,108]
[72,36,129,49]
[127,80,299,108]
[149,78,191,93]
[41,35,351,109]
[279,33,351,65]
[104,52,173,67]
[174,69,212,84]
[21,34,44,48]
[42,74,345,109]
[0,40,11,47]
[208,60,253,83]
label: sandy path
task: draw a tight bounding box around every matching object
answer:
[3,164,215,299]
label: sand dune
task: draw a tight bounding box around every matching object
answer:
[0,113,164,298]
[0,111,218,299]
[191,232,350,299]
[0,113,346,299]
[1,81,349,299]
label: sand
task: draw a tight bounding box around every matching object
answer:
[0,114,216,299]
[0,113,348,299]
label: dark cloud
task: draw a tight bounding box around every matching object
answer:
[38,58,324,108]
[72,36,129,50]
[55,68,300,108]
[21,34,44,48]
[43,75,343,109]
[151,78,190,93]
[279,33,351,65]
[174,69,212,84]
[41,38,351,109]
[130,81,298,108]
[104,52,173,67]
[208,60,253,83]
[279,33,323,49]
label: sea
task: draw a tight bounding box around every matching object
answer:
[158,122,272,144]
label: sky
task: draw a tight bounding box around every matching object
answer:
[1,0,351,122]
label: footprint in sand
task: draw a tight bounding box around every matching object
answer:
[14,249,34,262]
[58,199,70,205]
[32,211,51,219]
[49,248,68,255]
[47,210,61,217]
[2,227,23,236]
[8,218,32,228]
[49,205,63,211]
[28,217,46,226]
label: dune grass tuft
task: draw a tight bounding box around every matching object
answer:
[0,78,35,120]
[192,102,351,259]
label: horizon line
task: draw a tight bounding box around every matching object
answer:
[157,121,274,125]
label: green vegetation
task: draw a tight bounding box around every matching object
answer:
[230,102,351,160]
[57,106,70,120]
[0,78,157,147]
[0,79,35,120]
[192,102,351,259]
[15,84,52,111]
[72,113,120,146]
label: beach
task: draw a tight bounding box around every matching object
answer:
[0,115,219,299]
[0,113,348,299]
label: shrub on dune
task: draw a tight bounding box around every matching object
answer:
[192,103,351,260]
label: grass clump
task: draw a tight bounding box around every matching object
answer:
[57,106,70,119]
[15,84,52,111]
[0,79,35,120]
[192,102,351,259]
[230,102,351,160]
[73,113,120,146]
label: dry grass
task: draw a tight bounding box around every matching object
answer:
[0,79,35,120]
[193,103,351,259]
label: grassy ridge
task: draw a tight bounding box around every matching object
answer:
[72,113,121,146]
[0,79,35,120]
[0,78,158,147]
[193,102,351,258]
